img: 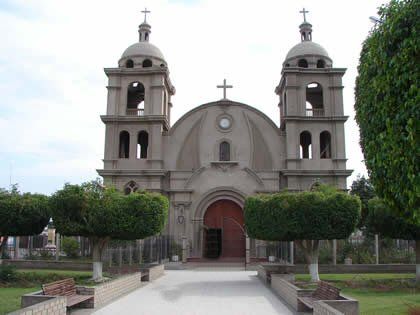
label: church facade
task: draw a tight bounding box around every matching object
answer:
[97,14,352,260]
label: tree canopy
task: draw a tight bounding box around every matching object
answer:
[50,180,169,280]
[244,186,360,281]
[350,176,376,227]
[354,0,420,221]
[50,181,168,241]
[244,189,360,241]
[0,186,50,237]
[366,198,419,240]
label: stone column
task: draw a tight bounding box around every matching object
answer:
[290,241,294,265]
[182,236,188,263]
[375,234,379,265]
[55,233,60,261]
[332,239,337,265]
[14,237,19,259]
[245,236,250,265]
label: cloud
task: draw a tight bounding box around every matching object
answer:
[0,0,382,193]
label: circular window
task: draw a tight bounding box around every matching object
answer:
[219,117,231,130]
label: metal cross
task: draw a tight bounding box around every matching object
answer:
[299,8,309,22]
[141,8,151,23]
[217,79,233,100]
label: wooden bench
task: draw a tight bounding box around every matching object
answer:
[42,278,93,308]
[298,281,341,310]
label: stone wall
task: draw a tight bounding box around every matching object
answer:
[8,296,66,315]
[93,272,143,307]
[268,274,359,315]
[313,301,344,315]
[271,275,313,312]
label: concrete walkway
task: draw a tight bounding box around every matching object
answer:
[92,270,294,315]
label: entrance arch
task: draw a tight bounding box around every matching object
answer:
[203,199,245,259]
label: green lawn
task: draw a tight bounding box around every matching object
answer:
[295,273,420,315]
[0,287,39,315]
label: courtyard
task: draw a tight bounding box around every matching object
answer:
[87,270,294,315]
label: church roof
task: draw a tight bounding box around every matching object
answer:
[121,41,165,61]
[285,41,329,60]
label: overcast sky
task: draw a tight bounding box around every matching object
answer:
[0,0,386,194]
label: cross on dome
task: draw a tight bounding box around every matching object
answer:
[299,8,309,23]
[141,7,151,23]
[217,79,233,100]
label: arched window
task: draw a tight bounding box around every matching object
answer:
[119,131,130,158]
[298,59,308,68]
[300,131,312,159]
[317,59,325,68]
[124,181,138,195]
[142,59,152,68]
[219,141,230,161]
[127,82,145,115]
[320,131,331,159]
[306,82,324,116]
[125,59,134,68]
[137,131,149,159]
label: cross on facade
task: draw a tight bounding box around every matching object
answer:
[300,8,309,22]
[141,8,151,23]
[217,79,233,100]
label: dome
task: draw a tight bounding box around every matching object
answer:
[285,41,329,61]
[121,42,165,61]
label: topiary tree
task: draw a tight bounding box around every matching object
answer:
[244,186,360,281]
[62,237,80,258]
[50,180,168,280]
[350,176,376,227]
[354,0,419,221]
[0,186,50,258]
[366,197,420,282]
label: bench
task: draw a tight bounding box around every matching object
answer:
[42,278,93,308]
[298,281,341,310]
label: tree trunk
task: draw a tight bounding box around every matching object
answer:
[416,240,420,283]
[0,236,9,258]
[296,240,320,282]
[91,237,109,281]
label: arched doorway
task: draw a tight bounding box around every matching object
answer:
[203,200,245,259]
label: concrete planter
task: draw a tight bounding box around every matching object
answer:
[268,275,359,315]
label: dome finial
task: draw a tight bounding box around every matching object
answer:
[138,8,152,42]
[299,8,312,42]
[141,7,151,23]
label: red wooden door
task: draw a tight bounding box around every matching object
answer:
[204,200,245,258]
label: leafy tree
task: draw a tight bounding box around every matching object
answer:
[366,198,420,281]
[244,186,360,281]
[62,237,80,258]
[354,0,420,221]
[50,180,168,280]
[350,175,376,227]
[0,186,50,258]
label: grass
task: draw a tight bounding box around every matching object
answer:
[295,273,420,315]
[0,287,40,315]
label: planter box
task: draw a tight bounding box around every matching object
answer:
[257,263,295,284]
[269,275,359,315]
[139,263,165,282]
[12,294,66,315]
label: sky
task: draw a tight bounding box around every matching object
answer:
[0,0,386,195]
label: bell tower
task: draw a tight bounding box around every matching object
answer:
[275,9,352,190]
[98,12,175,191]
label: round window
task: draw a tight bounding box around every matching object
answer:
[219,117,231,130]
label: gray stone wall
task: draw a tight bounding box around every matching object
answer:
[9,296,66,315]
[93,272,143,307]
[313,301,344,315]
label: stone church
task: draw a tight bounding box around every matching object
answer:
[97,12,352,260]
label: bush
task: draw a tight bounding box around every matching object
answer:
[0,265,18,282]
[62,237,79,258]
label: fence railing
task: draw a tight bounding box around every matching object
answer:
[126,108,144,116]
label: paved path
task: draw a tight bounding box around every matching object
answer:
[93,270,294,315]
